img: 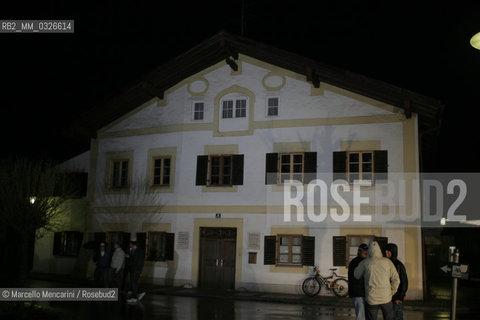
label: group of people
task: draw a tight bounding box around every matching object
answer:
[348,241,408,320]
[93,240,146,303]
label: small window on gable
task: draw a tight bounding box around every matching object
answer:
[152,156,171,186]
[266,97,279,116]
[222,98,247,119]
[111,160,129,188]
[193,102,204,120]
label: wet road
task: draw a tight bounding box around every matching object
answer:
[45,294,459,320]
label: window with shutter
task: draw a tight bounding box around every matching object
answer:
[374,150,388,182]
[136,232,147,254]
[265,153,278,185]
[332,236,347,266]
[231,155,244,185]
[53,231,83,256]
[333,151,347,181]
[195,155,209,185]
[164,233,175,261]
[303,152,317,184]
[302,236,315,266]
[53,232,62,256]
[264,235,277,265]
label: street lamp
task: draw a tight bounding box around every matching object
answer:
[29,197,36,204]
[440,217,447,225]
[470,32,480,50]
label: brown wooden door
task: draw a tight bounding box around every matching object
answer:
[199,227,236,289]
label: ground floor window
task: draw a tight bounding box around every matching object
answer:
[53,231,83,256]
[263,234,315,266]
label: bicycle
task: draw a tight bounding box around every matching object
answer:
[302,266,349,297]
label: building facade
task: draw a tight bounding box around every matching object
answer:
[33,33,443,299]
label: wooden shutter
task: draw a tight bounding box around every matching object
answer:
[265,153,278,184]
[304,152,317,184]
[136,232,147,252]
[333,151,347,181]
[195,155,208,185]
[264,235,277,265]
[374,236,388,256]
[332,236,347,266]
[302,236,315,266]
[53,232,62,256]
[74,232,84,255]
[164,233,175,261]
[374,150,388,182]
[232,155,244,185]
[122,232,131,251]
[94,232,106,245]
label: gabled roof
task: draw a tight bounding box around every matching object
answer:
[73,31,443,165]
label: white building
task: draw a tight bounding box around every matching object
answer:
[33,32,443,299]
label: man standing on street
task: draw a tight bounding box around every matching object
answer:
[354,241,400,320]
[93,242,111,288]
[125,240,145,303]
[110,242,125,289]
[348,243,368,320]
[385,243,408,320]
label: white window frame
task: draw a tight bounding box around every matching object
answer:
[266,96,280,117]
[221,97,248,119]
[192,101,205,121]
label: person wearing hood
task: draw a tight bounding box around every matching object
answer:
[354,241,400,320]
[385,243,408,320]
[348,243,368,320]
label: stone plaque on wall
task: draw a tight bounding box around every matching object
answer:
[247,232,260,250]
[177,232,189,249]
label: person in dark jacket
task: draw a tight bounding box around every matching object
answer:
[348,243,368,320]
[125,240,145,303]
[93,242,111,288]
[385,243,408,320]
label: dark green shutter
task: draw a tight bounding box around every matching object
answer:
[264,235,277,265]
[302,236,315,266]
[232,155,244,185]
[53,232,62,255]
[265,153,278,184]
[374,150,388,182]
[164,233,175,261]
[195,155,209,185]
[333,152,347,181]
[333,236,347,266]
[136,232,147,251]
[304,152,317,184]
[374,236,388,256]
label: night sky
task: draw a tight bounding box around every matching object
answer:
[1,1,479,172]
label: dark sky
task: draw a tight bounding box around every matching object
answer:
[1,1,479,172]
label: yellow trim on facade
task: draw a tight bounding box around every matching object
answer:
[340,140,381,151]
[404,226,421,291]
[204,144,239,155]
[98,114,405,139]
[146,147,177,193]
[202,186,238,192]
[213,85,256,137]
[187,78,209,96]
[101,223,129,232]
[191,218,244,284]
[273,142,311,153]
[262,72,286,91]
[269,226,309,274]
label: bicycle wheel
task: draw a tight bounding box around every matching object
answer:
[302,277,321,296]
[332,278,348,297]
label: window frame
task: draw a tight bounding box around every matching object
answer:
[278,152,304,184]
[346,234,374,266]
[276,234,303,266]
[110,159,129,189]
[207,154,233,186]
[146,231,167,262]
[151,156,172,187]
[53,231,83,257]
[192,101,205,121]
[221,97,248,119]
[266,96,280,117]
[346,150,374,185]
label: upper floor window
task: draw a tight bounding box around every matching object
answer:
[222,98,247,119]
[280,153,304,183]
[210,155,232,186]
[266,97,279,116]
[332,150,388,184]
[265,152,317,185]
[111,160,129,188]
[152,156,171,186]
[193,102,204,120]
[195,154,244,186]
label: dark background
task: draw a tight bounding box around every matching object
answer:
[1,1,479,172]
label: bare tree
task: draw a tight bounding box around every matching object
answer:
[0,156,73,284]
